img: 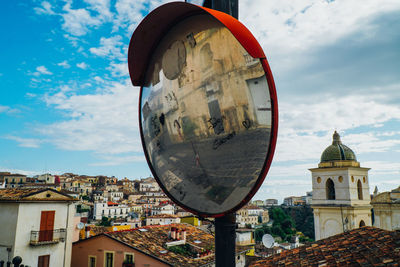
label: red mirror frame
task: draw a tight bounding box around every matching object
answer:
[128,1,278,217]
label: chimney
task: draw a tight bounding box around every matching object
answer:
[171,227,176,240]
[182,229,186,242]
[85,226,91,238]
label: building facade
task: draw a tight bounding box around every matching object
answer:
[93,201,130,221]
[371,186,400,231]
[0,188,76,267]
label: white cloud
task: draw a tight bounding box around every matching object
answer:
[107,62,129,77]
[63,34,79,47]
[25,93,37,98]
[364,161,400,176]
[346,133,400,154]
[61,3,102,36]
[90,154,146,166]
[0,105,9,113]
[40,80,141,155]
[113,0,146,33]
[77,62,88,69]
[89,36,124,60]
[84,0,113,21]
[0,105,20,115]
[274,90,400,162]
[240,0,400,56]
[0,167,42,177]
[5,136,43,148]
[57,60,70,68]
[33,65,53,76]
[268,162,313,178]
[34,1,56,15]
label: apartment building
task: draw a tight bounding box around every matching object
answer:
[0,188,76,267]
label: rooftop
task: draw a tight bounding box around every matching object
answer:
[0,188,75,202]
[249,227,400,266]
[106,223,249,266]
[147,214,180,219]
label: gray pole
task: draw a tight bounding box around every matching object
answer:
[215,213,236,267]
[203,0,238,19]
[202,1,239,266]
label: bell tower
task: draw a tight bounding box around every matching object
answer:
[309,131,372,240]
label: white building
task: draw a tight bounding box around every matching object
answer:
[265,199,278,206]
[310,131,372,240]
[283,196,304,206]
[371,186,400,231]
[105,191,123,202]
[139,178,160,192]
[93,201,130,220]
[145,214,181,225]
[0,188,76,267]
[37,173,55,184]
[151,203,175,216]
[0,173,27,188]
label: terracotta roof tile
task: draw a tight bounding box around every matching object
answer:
[107,223,248,266]
[0,188,73,201]
[249,227,400,267]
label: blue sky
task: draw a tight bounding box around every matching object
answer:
[1,0,400,202]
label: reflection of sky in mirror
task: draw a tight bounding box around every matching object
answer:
[185,0,206,5]
[140,14,272,214]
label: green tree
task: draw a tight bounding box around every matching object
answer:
[98,216,112,226]
[272,225,286,240]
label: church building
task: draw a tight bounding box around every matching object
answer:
[309,131,372,240]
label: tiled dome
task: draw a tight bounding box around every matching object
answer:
[320,131,357,163]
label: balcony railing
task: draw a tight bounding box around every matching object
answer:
[30,229,66,246]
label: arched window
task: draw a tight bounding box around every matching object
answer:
[326,178,335,200]
[359,220,365,227]
[357,180,363,200]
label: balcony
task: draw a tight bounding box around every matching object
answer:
[30,229,66,246]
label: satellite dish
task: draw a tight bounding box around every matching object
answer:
[76,222,85,230]
[262,234,274,248]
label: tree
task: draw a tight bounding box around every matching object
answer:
[272,225,286,240]
[98,216,112,226]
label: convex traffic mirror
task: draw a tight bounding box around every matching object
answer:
[128,2,278,217]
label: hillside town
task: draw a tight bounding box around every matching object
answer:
[0,134,399,266]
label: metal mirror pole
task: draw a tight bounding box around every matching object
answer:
[215,213,236,266]
[200,2,239,266]
[203,0,238,19]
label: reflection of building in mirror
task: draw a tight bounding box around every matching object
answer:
[142,25,271,145]
[139,15,273,214]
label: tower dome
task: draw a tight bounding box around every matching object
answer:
[320,131,357,165]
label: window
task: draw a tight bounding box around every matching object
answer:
[89,256,96,267]
[326,178,335,200]
[38,255,50,267]
[104,252,114,267]
[357,180,363,200]
[39,211,55,241]
[124,253,134,264]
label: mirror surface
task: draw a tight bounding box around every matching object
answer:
[140,14,272,215]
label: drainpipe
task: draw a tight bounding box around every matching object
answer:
[63,202,71,267]
[0,245,12,262]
